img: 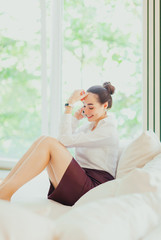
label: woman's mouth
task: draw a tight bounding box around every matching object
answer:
[87,115,94,119]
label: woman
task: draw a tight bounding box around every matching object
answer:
[0,82,119,206]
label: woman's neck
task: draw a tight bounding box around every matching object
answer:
[92,112,107,131]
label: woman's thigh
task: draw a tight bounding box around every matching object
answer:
[46,137,73,188]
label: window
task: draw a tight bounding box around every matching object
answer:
[0,0,142,165]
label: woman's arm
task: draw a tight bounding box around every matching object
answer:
[65,106,72,114]
[58,114,118,148]
[61,89,88,133]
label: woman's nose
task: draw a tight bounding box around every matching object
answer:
[84,108,89,115]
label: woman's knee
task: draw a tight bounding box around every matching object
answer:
[36,135,47,142]
[36,136,63,152]
[42,136,59,148]
[33,136,51,149]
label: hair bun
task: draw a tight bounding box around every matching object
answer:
[103,82,115,95]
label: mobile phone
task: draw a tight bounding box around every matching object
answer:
[81,110,86,117]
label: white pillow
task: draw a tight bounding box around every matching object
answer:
[116,130,161,178]
[115,152,161,195]
[75,152,161,206]
[143,152,161,172]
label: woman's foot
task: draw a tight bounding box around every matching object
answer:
[0,191,11,201]
[0,196,11,201]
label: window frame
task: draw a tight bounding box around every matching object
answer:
[143,0,160,139]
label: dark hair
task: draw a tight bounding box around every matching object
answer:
[87,82,115,109]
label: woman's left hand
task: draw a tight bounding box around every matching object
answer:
[68,90,88,104]
[74,107,85,120]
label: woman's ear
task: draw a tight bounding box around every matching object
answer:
[104,102,108,109]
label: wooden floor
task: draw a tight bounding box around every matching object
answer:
[0,169,49,203]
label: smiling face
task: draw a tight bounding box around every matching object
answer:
[83,93,108,122]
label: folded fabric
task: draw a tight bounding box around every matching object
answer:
[54,192,161,240]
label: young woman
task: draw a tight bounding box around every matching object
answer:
[0,82,119,206]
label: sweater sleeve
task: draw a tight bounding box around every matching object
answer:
[71,115,79,133]
[58,113,118,148]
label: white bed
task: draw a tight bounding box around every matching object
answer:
[0,130,161,240]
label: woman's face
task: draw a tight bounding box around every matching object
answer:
[83,92,108,122]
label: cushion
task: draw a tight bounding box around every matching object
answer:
[116,130,161,178]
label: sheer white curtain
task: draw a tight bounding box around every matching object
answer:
[41,0,63,138]
[0,0,63,169]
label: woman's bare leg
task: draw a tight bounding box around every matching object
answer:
[0,137,73,201]
[46,161,58,187]
[2,136,46,184]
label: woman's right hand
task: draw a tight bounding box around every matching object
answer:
[74,107,85,120]
[68,90,88,105]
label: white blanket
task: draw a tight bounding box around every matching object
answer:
[0,191,161,240]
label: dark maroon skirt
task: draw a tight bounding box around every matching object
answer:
[47,158,114,206]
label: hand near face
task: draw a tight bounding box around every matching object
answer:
[68,90,88,104]
[74,107,85,120]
